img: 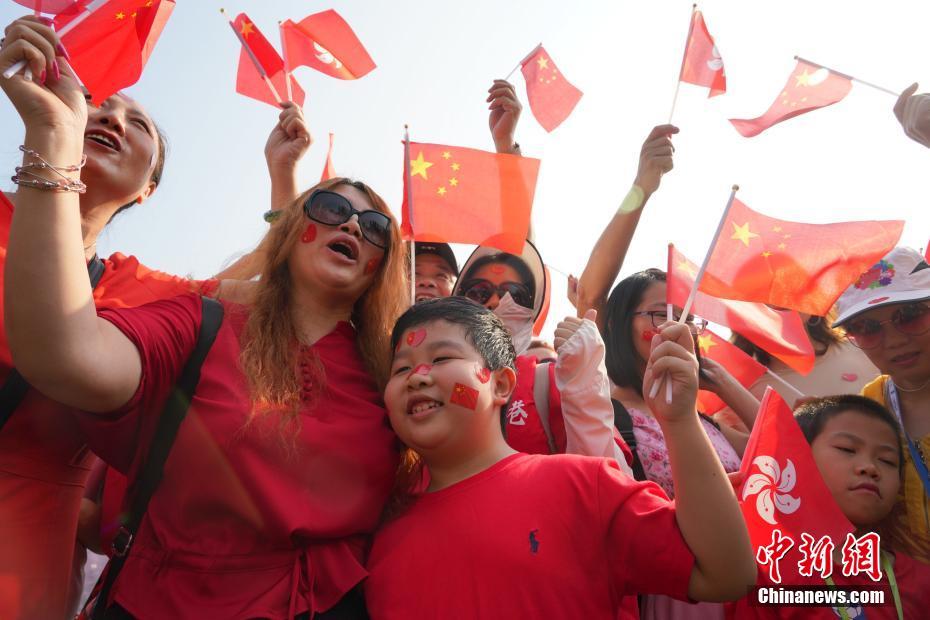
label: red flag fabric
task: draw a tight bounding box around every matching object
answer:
[402,142,539,255]
[321,132,336,182]
[668,245,815,374]
[730,59,852,137]
[232,13,305,109]
[924,241,929,263]
[280,10,375,80]
[738,388,855,580]
[53,0,175,105]
[697,198,904,316]
[678,10,726,97]
[520,45,583,132]
[14,0,77,13]
[696,329,766,414]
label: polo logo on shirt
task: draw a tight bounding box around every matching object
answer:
[529,529,540,554]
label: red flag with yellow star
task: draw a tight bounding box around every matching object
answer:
[402,142,539,255]
[679,10,726,97]
[280,10,375,80]
[698,199,904,316]
[730,60,852,137]
[520,45,583,132]
[232,13,305,108]
[696,329,766,414]
[53,0,175,105]
[668,245,815,374]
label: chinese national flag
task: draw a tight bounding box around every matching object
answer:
[53,0,175,105]
[402,142,539,255]
[698,198,904,316]
[678,10,726,97]
[668,245,815,374]
[696,329,766,414]
[232,13,305,109]
[738,388,854,578]
[321,132,336,182]
[280,10,375,80]
[730,60,852,137]
[520,45,583,132]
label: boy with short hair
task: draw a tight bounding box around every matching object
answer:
[365,297,756,618]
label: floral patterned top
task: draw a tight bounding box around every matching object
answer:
[628,407,741,499]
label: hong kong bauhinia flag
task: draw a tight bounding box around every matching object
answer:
[738,389,854,578]
[678,9,726,97]
[519,45,583,132]
[730,59,852,137]
[402,142,539,255]
[280,10,375,80]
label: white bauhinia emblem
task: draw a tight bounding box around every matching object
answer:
[313,42,343,69]
[706,45,723,71]
[741,456,801,525]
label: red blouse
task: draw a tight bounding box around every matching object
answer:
[78,294,397,619]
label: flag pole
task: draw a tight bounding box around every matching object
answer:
[794,55,898,97]
[404,124,416,307]
[505,42,542,81]
[3,0,109,79]
[279,21,293,103]
[221,8,282,105]
[668,4,698,124]
[763,369,807,405]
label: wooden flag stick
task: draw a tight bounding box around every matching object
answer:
[3,0,108,79]
[221,8,282,105]
[404,124,416,306]
[279,21,293,103]
[668,4,698,124]
[794,55,898,97]
[505,42,542,81]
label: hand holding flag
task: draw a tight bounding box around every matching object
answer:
[894,82,930,149]
[487,79,522,153]
[264,101,311,174]
[696,330,766,415]
[642,321,701,424]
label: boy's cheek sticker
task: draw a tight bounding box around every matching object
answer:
[405,328,427,347]
[301,224,317,243]
[449,383,479,410]
[364,257,381,275]
[641,329,658,342]
[408,363,432,378]
[476,366,491,383]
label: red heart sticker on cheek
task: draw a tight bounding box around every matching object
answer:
[364,257,382,275]
[405,329,427,347]
[841,373,858,382]
[641,330,658,342]
[476,367,491,383]
[301,224,317,243]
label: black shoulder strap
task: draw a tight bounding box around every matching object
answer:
[0,256,108,430]
[611,399,647,482]
[90,296,224,619]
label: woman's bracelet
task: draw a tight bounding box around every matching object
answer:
[263,209,282,223]
[11,145,87,193]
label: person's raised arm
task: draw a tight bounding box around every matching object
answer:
[642,322,756,601]
[576,124,678,330]
[893,82,930,149]
[1,17,140,412]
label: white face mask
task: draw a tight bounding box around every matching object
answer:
[493,292,535,356]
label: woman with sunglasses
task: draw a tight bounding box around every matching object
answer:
[601,268,755,620]
[832,246,930,565]
[454,243,632,470]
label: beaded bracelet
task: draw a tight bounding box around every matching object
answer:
[263,209,282,223]
[11,145,87,193]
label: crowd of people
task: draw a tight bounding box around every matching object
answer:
[1,12,929,620]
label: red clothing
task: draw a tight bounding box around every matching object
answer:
[365,453,695,619]
[504,355,566,454]
[78,294,397,619]
[0,192,216,620]
[725,549,930,619]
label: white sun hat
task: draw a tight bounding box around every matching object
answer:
[832,247,930,327]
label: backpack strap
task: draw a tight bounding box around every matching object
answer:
[611,399,647,482]
[90,296,224,619]
[0,255,108,431]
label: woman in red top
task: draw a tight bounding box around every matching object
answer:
[0,15,318,619]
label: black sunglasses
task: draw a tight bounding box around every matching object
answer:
[459,279,533,309]
[303,190,392,249]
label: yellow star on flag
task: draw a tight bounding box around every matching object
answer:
[131,11,137,18]
[676,260,697,279]
[410,152,434,180]
[730,222,759,247]
[795,69,811,87]
[449,178,458,187]
[450,162,460,172]
[762,251,772,258]
[697,334,717,355]
[537,56,549,70]
[773,226,782,233]
[240,21,255,37]
[778,242,787,250]
[437,186,447,196]
[441,151,451,159]
[115,11,126,19]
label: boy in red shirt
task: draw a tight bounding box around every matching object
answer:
[365,297,757,619]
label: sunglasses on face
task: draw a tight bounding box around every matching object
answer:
[843,303,930,349]
[632,310,708,335]
[303,190,392,249]
[459,279,533,309]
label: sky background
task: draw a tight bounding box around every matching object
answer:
[2,0,929,338]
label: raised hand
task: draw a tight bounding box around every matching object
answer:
[554,308,597,351]
[487,79,522,153]
[642,321,699,426]
[893,82,930,148]
[633,124,679,198]
[264,101,312,174]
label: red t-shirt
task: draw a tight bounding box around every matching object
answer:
[725,548,930,619]
[0,192,217,620]
[77,294,397,618]
[365,452,695,619]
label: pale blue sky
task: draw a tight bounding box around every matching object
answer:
[2,0,929,336]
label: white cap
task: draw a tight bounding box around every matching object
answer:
[832,247,930,327]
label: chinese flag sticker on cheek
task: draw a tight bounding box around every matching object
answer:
[450,383,479,410]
